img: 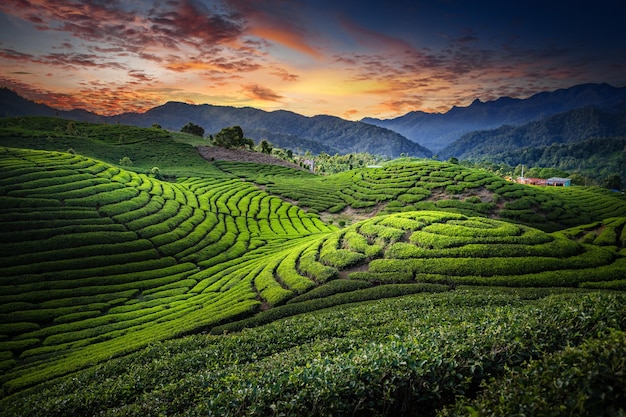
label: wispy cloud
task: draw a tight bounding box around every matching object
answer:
[270,67,299,82]
[242,83,283,102]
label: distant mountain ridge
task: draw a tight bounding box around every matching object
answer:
[362,83,626,151]
[0,88,430,158]
[4,83,626,159]
[439,105,626,160]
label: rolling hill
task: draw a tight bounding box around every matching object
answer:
[1,118,626,416]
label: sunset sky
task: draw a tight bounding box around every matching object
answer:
[1,0,625,120]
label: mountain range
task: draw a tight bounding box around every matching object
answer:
[0,89,430,159]
[362,83,626,152]
[2,83,626,171]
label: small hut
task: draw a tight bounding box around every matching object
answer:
[546,177,571,187]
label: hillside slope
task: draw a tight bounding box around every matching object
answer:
[0,146,337,393]
[439,105,626,160]
[1,120,626,412]
[215,158,626,232]
[111,102,432,158]
[2,146,626,395]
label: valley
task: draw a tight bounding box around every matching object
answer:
[0,116,625,416]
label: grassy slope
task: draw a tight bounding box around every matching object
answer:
[0,117,212,176]
[1,117,626,415]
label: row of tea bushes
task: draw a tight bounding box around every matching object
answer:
[216,159,626,231]
[3,289,623,416]
[0,147,338,393]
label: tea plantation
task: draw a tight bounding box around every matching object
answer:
[1,118,626,416]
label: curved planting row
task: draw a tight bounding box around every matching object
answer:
[1,146,624,398]
[0,147,336,394]
[293,210,626,288]
[215,159,626,231]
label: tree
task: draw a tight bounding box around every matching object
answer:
[260,139,273,154]
[604,174,621,190]
[150,166,163,180]
[213,126,253,149]
[181,122,205,137]
[66,121,78,135]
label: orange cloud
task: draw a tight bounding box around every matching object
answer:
[270,67,299,82]
[248,26,321,58]
[226,0,323,58]
[242,84,283,102]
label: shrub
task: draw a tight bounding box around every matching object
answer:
[298,244,338,283]
[349,271,414,283]
[320,249,366,269]
[442,330,626,417]
[119,156,132,166]
[287,279,372,303]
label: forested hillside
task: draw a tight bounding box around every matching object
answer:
[440,106,626,160]
[476,136,626,185]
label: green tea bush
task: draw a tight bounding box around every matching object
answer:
[276,250,315,294]
[98,191,151,217]
[0,224,130,253]
[359,222,406,241]
[287,279,372,303]
[126,199,180,231]
[65,187,139,207]
[349,270,414,283]
[441,329,626,417]
[1,237,151,268]
[298,244,338,283]
[139,205,193,239]
[157,212,218,255]
[211,283,453,335]
[320,249,366,269]
[254,264,293,306]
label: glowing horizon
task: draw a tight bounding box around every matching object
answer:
[1,0,625,120]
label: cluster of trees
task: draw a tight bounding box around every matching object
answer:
[180,122,385,174]
[181,122,204,137]
[212,126,254,149]
[293,151,386,174]
[181,123,268,152]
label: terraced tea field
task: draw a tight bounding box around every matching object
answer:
[0,147,336,392]
[1,118,626,416]
[216,159,626,231]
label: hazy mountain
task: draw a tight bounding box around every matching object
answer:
[362,83,626,151]
[439,105,626,160]
[0,88,430,158]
